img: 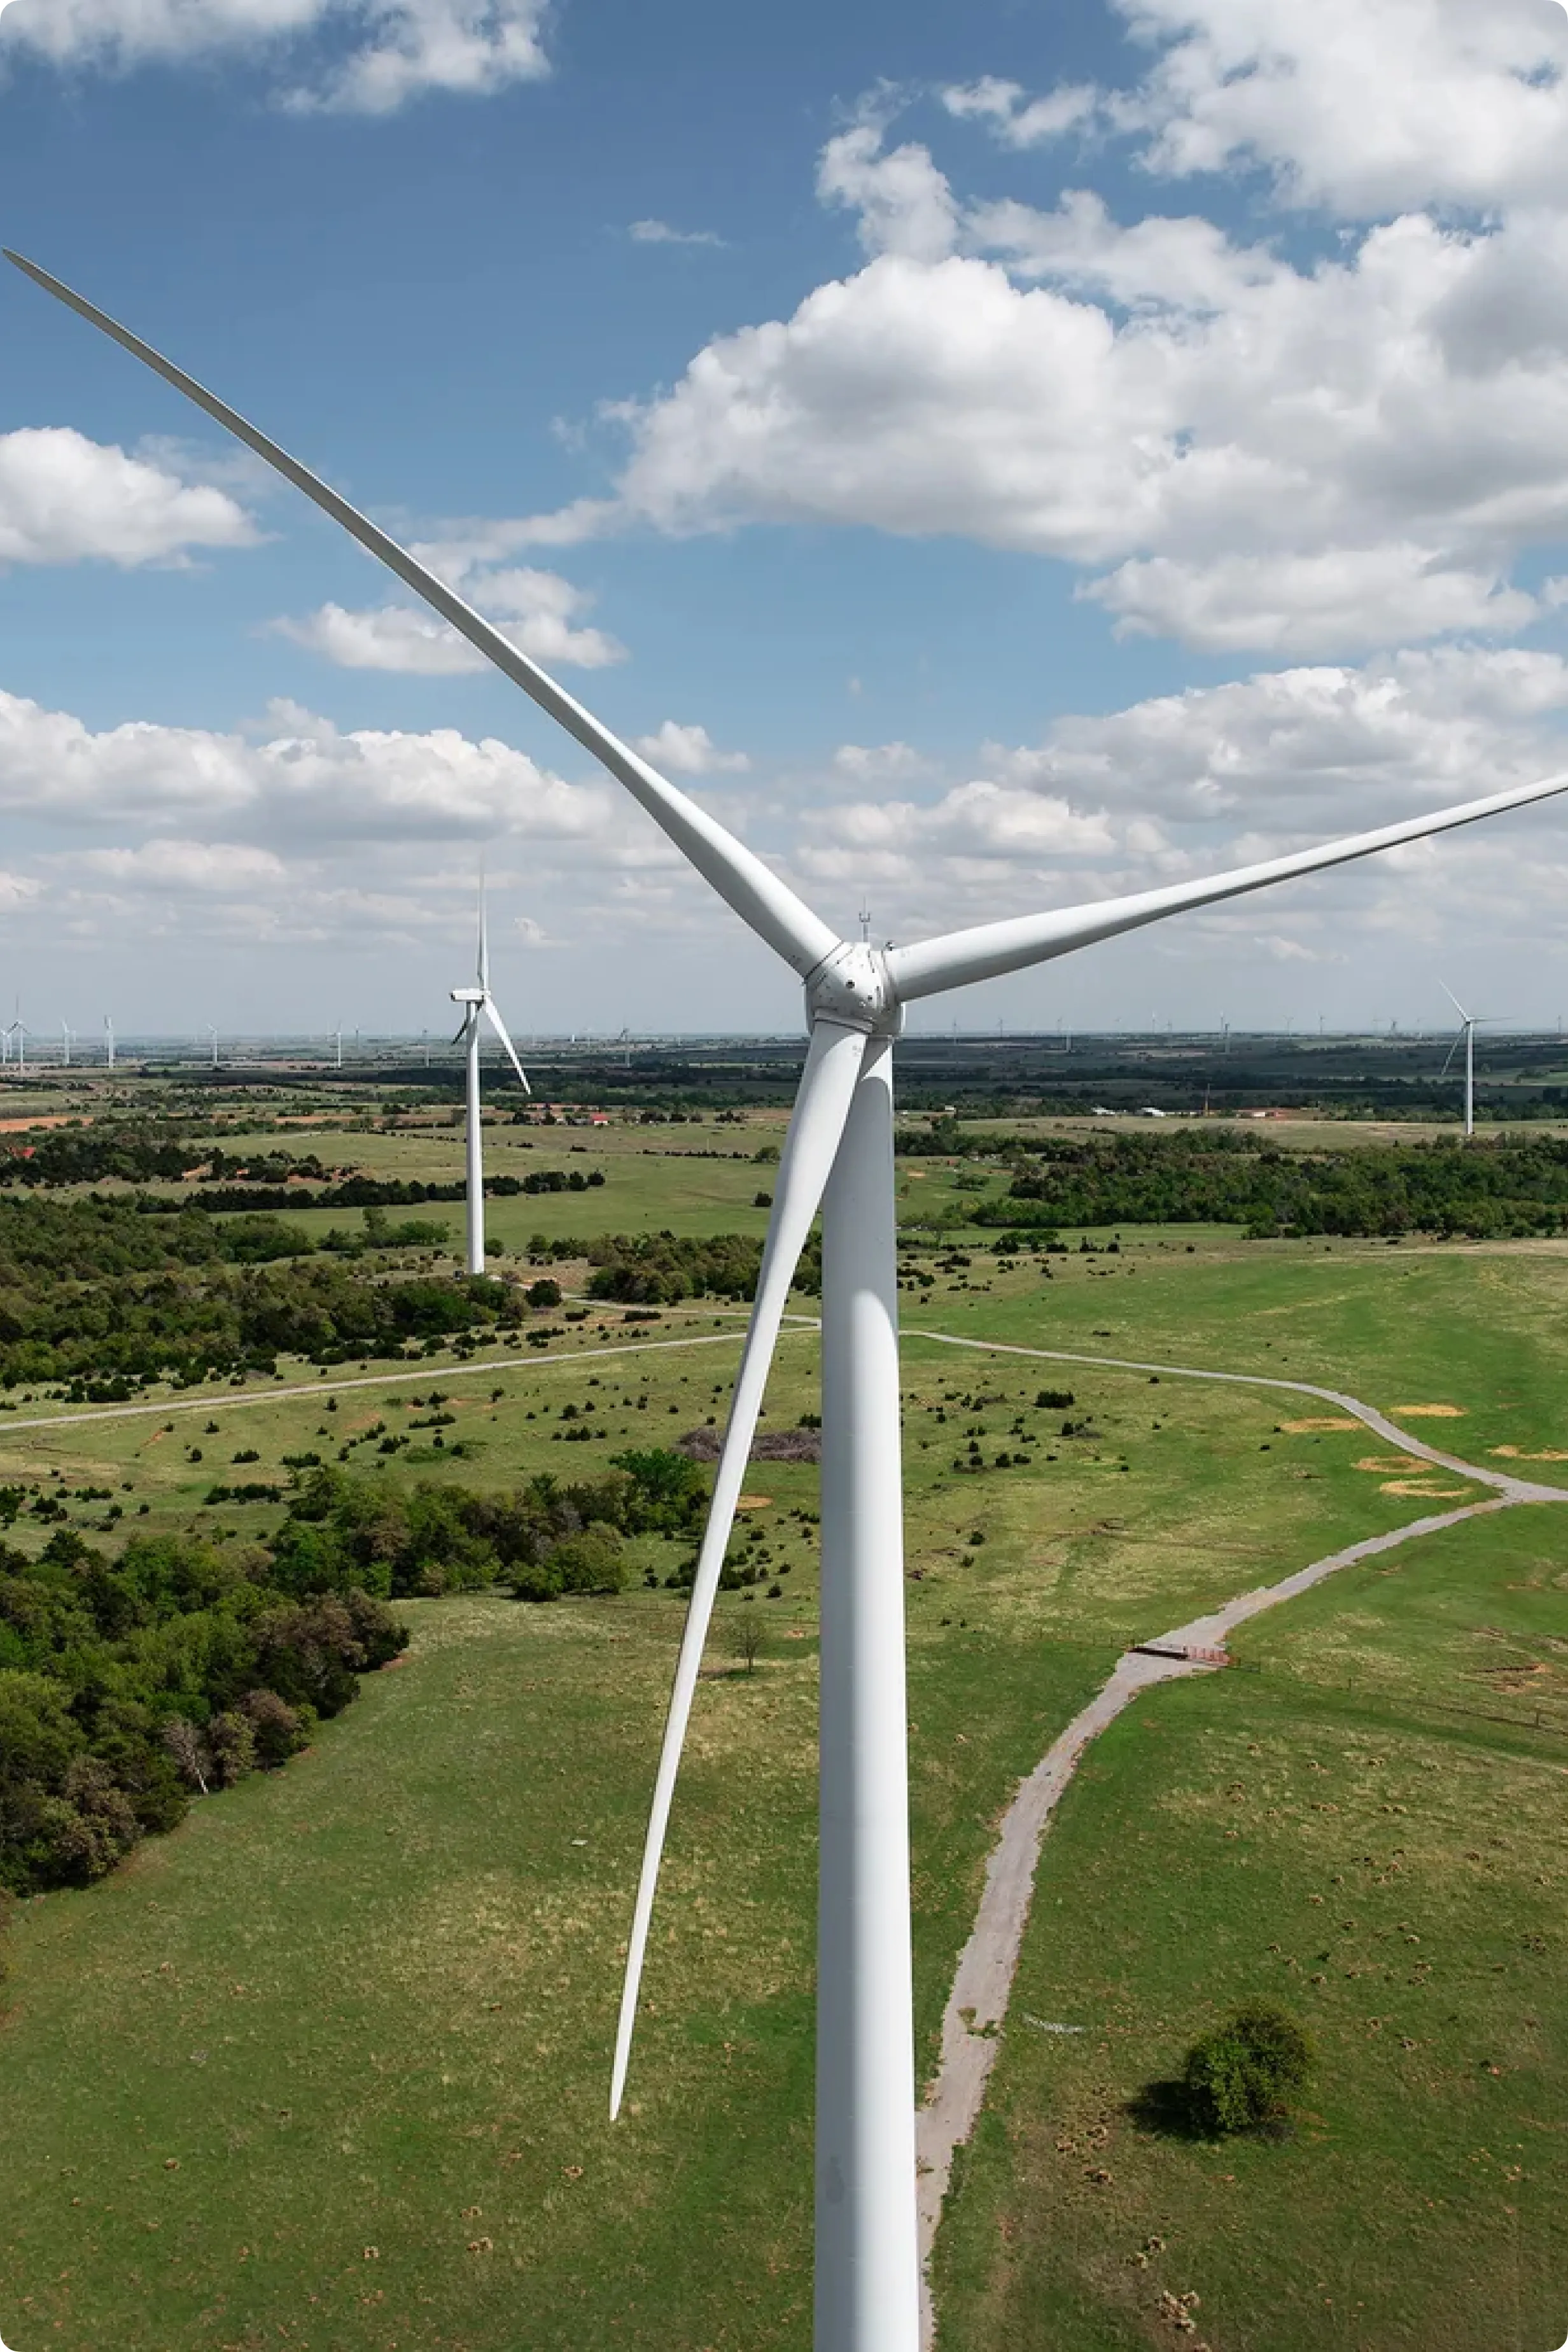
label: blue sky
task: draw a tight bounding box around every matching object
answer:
[3,0,1568,1041]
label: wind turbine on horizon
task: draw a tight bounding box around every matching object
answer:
[12,246,1568,2352]
[1440,982,1506,1137]
[104,1016,115,1072]
[450,885,530,1276]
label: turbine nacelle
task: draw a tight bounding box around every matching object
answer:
[804,939,902,1037]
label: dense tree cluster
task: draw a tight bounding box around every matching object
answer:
[0,1526,405,1895]
[0,1443,708,1895]
[134,1167,606,1217]
[584,1229,805,1303]
[990,1131,1568,1240]
[272,1448,708,1604]
[0,1128,340,1191]
[0,1196,528,1395]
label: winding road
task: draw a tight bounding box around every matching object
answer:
[904,1329,1568,2349]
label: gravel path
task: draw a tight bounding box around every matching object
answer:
[0,1322,796,1439]
[907,1331,1568,2348]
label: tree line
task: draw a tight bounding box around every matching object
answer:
[0,1446,708,1895]
[985,1130,1568,1240]
[0,1524,406,1894]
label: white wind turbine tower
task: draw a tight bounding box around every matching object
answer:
[104,1016,115,1072]
[1439,982,1506,1137]
[13,248,1568,2352]
[59,1018,73,1068]
[449,885,531,1276]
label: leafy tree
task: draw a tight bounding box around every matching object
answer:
[1184,2000,1315,2134]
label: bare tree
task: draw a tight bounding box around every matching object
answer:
[735,1609,765,1677]
[162,1717,210,1795]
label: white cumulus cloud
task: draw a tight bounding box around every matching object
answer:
[0,0,549,113]
[632,721,750,776]
[564,112,1568,656]
[0,689,617,843]
[0,428,257,567]
[273,564,624,675]
[799,647,1568,960]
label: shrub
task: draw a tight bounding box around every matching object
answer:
[1184,2000,1314,2134]
[207,1711,258,1788]
[525,1278,563,1309]
[239,1687,309,1768]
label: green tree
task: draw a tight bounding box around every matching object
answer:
[1184,2000,1315,2134]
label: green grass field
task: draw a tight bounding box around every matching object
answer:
[2,1121,1565,2351]
[933,1506,1568,2352]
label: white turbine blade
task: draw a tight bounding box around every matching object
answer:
[610,1014,867,2122]
[1439,1034,1462,1079]
[477,881,490,993]
[6,251,838,986]
[1438,979,1469,1022]
[886,771,1568,1003]
[479,993,531,1094]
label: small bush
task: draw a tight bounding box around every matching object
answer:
[1035,1388,1075,1409]
[1184,2000,1314,2134]
[526,1278,563,1309]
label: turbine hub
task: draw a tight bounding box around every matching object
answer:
[451,987,484,1004]
[804,941,901,1037]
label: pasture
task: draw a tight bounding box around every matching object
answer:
[1,1110,1564,2351]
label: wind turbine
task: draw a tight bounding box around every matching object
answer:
[59,1018,72,1069]
[450,885,531,1275]
[208,1025,220,1069]
[1440,983,1506,1136]
[104,1016,115,1072]
[11,248,1568,2352]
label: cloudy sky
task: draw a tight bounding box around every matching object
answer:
[4,0,1568,1040]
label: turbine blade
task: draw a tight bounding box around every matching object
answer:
[885,772,1568,1003]
[5,251,838,984]
[610,1015,867,2121]
[477,881,490,993]
[450,1011,472,1047]
[479,993,531,1094]
[1438,979,1469,1022]
[1439,1035,1461,1079]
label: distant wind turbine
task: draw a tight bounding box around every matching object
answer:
[104,1015,115,1072]
[59,1018,73,1068]
[450,885,530,1275]
[1440,983,1507,1137]
[13,242,1568,2352]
